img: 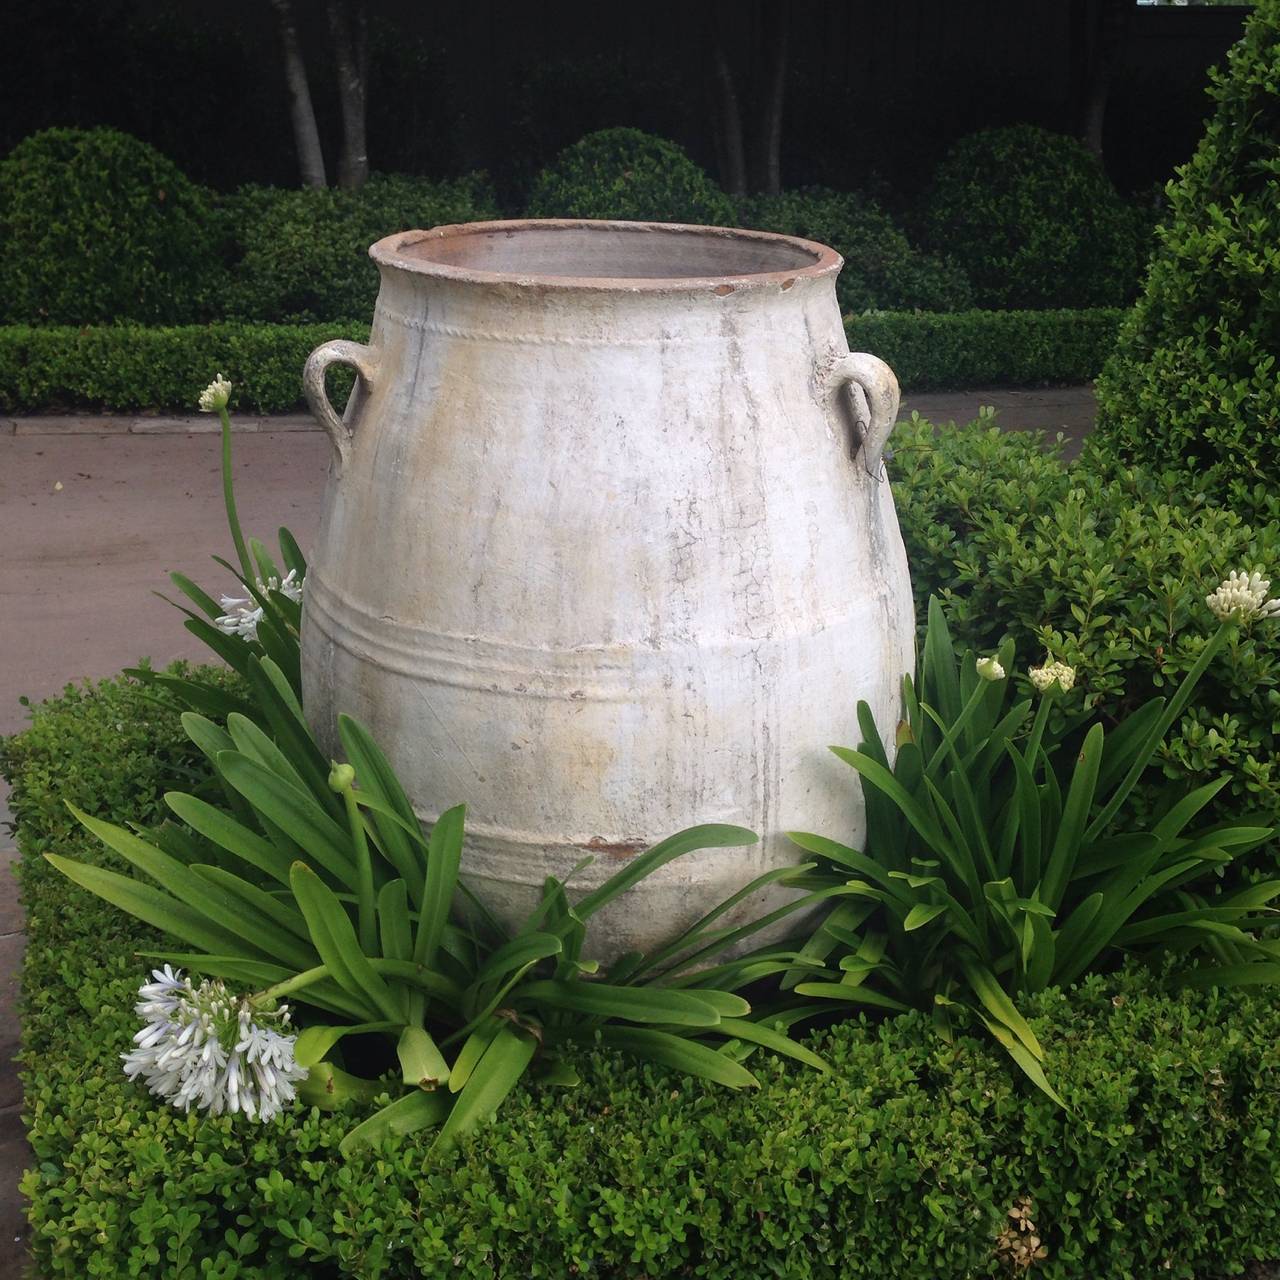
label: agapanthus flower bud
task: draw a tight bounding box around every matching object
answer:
[328,762,357,792]
[976,656,1006,682]
[198,374,232,413]
[1028,660,1076,693]
[1206,570,1280,623]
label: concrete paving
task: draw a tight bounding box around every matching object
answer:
[0,428,329,740]
[0,384,1096,1266]
[902,385,1096,459]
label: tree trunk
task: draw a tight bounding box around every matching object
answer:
[707,8,747,197]
[750,3,788,195]
[270,0,327,188]
[1081,0,1131,161]
[328,0,369,190]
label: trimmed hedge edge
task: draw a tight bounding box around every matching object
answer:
[0,309,1124,414]
[5,672,1280,1278]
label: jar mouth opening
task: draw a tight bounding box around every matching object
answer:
[369,219,841,292]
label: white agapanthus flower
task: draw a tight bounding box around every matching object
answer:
[1205,570,1280,623]
[214,569,304,641]
[198,374,232,413]
[1028,660,1076,693]
[976,655,1006,682]
[122,966,307,1123]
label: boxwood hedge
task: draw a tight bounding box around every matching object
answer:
[5,673,1280,1278]
[890,414,1280,863]
[0,309,1122,415]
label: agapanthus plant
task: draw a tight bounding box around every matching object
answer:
[787,592,1280,1102]
[54,376,832,1152]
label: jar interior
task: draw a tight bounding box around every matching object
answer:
[395,223,823,281]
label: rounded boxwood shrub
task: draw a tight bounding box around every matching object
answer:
[0,126,226,324]
[523,126,736,226]
[1093,1,1280,513]
[225,171,499,323]
[738,186,973,313]
[921,125,1146,309]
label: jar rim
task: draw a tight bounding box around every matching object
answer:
[368,219,842,294]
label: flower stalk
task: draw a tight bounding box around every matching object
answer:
[330,762,378,956]
[199,375,254,584]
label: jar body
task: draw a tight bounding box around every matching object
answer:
[301,221,915,959]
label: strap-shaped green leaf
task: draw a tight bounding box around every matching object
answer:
[290,861,402,1022]
[903,902,948,931]
[68,806,284,961]
[831,747,956,865]
[46,853,250,958]
[297,1061,386,1110]
[922,596,962,724]
[516,980,722,1026]
[1152,778,1231,842]
[415,805,465,969]
[189,865,315,965]
[169,570,223,620]
[650,884,873,980]
[369,959,465,1006]
[181,712,236,763]
[338,713,427,900]
[779,898,876,990]
[398,1025,451,1090]
[431,1024,538,1153]
[1040,723,1105,910]
[792,981,909,1012]
[1094,696,1166,796]
[377,879,412,962]
[219,751,355,886]
[714,1018,829,1073]
[1023,912,1056,994]
[225,713,311,797]
[570,824,758,924]
[277,525,308,577]
[979,1014,1065,1108]
[1181,962,1280,987]
[294,1021,401,1069]
[788,832,902,895]
[679,989,751,1018]
[632,862,818,978]
[340,1089,451,1157]
[960,958,1042,1060]
[467,933,562,993]
[247,656,337,814]
[598,1027,759,1089]
[164,792,294,886]
[1005,742,1042,891]
[1051,892,1104,980]
[449,1019,501,1094]
[183,615,257,679]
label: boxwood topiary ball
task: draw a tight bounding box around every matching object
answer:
[524,127,736,227]
[0,126,227,325]
[921,124,1146,310]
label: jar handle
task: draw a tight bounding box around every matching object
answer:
[826,351,900,477]
[303,339,378,474]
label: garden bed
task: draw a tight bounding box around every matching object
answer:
[0,309,1123,415]
[5,672,1280,1279]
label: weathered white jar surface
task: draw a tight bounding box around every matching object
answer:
[301,219,914,960]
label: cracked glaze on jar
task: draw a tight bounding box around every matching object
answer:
[300,219,914,960]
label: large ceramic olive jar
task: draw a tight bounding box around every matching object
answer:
[301,219,914,960]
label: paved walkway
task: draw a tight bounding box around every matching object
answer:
[0,385,1095,1266]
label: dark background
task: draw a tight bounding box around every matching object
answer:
[0,0,1248,198]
